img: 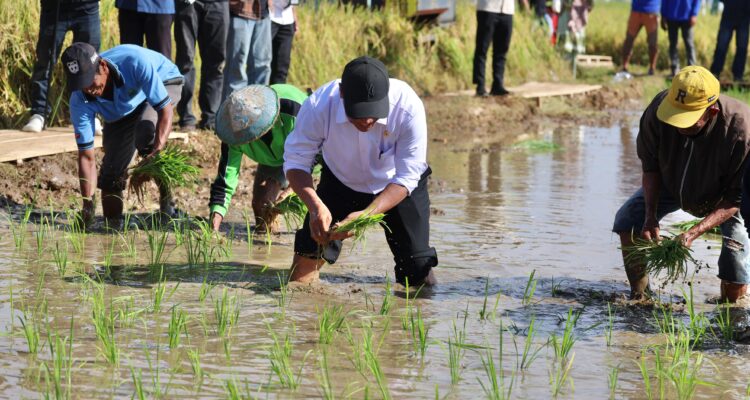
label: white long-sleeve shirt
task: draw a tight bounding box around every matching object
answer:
[283,78,428,194]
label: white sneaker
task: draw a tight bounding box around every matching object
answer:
[22,114,44,133]
[94,117,102,136]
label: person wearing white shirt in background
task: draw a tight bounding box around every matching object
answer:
[283,56,439,286]
[270,0,297,84]
[473,0,528,97]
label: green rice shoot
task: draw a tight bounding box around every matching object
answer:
[511,140,561,152]
[671,219,720,236]
[334,210,389,246]
[128,144,199,201]
[624,235,699,284]
[274,193,308,230]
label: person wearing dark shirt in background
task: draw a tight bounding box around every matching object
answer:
[23,0,101,133]
[709,0,750,82]
[661,0,700,77]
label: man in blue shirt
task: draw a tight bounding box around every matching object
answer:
[61,43,184,227]
[116,0,175,59]
[661,0,700,77]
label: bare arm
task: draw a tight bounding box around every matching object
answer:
[681,201,738,247]
[641,171,661,240]
[288,168,331,244]
[78,148,97,222]
[151,103,174,155]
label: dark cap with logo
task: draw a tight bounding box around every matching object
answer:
[340,56,390,119]
[61,42,100,91]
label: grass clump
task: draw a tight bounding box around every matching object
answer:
[671,219,720,236]
[511,140,561,152]
[335,211,388,246]
[624,235,699,284]
[128,144,199,201]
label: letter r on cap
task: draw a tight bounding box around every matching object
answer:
[675,89,687,104]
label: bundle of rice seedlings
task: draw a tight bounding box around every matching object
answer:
[273,193,308,230]
[671,219,720,235]
[624,235,699,284]
[334,211,388,245]
[128,144,199,201]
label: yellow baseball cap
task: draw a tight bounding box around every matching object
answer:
[656,66,720,129]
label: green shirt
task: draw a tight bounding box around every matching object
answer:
[209,84,308,217]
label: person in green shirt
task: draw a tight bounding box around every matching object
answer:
[209,83,307,232]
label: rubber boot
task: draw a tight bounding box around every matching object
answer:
[158,183,176,218]
[721,280,749,303]
[625,264,651,300]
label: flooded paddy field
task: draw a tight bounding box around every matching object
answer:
[1,115,748,399]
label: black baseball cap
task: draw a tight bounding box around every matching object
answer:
[61,42,100,91]
[340,56,390,119]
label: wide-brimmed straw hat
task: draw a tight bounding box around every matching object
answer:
[215,85,279,145]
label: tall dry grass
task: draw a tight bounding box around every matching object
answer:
[0,0,570,128]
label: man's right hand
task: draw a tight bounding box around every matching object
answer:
[309,203,333,245]
[641,218,660,241]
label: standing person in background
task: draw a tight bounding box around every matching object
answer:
[269,0,297,84]
[23,0,101,133]
[223,0,272,99]
[661,0,700,77]
[116,0,175,59]
[472,0,529,97]
[621,0,661,76]
[558,0,593,55]
[709,0,750,82]
[174,0,229,131]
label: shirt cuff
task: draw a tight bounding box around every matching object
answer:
[283,160,313,176]
[210,204,227,217]
[391,176,418,194]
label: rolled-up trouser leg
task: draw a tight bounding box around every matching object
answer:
[718,213,750,284]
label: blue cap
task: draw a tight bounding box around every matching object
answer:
[215,85,279,145]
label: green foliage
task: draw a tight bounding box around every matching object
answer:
[129,144,199,200]
[624,235,699,284]
[274,193,308,231]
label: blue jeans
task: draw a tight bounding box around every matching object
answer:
[30,7,100,116]
[709,0,750,80]
[613,188,750,284]
[222,15,272,100]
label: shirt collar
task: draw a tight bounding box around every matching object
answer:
[334,97,388,126]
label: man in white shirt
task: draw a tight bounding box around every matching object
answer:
[474,0,528,96]
[283,56,438,286]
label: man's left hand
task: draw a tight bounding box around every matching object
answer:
[677,232,696,248]
[689,16,697,27]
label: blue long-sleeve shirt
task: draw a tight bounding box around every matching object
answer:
[632,0,661,14]
[661,0,701,21]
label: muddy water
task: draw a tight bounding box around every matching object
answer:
[0,118,747,399]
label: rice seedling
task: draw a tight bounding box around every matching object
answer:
[44,323,74,400]
[128,143,199,201]
[551,308,579,360]
[242,209,254,255]
[145,219,170,267]
[379,276,394,315]
[448,317,467,385]
[214,287,240,337]
[522,270,537,306]
[222,337,233,363]
[519,316,545,370]
[713,301,734,343]
[168,306,188,349]
[151,268,179,313]
[623,235,699,284]
[34,268,47,299]
[334,210,388,247]
[478,325,514,400]
[317,303,348,344]
[91,292,119,365]
[277,272,292,318]
[51,241,69,277]
[130,366,146,400]
[672,219,720,235]
[187,349,203,382]
[549,354,575,398]
[8,205,32,249]
[224,377,241,400]
[605,302,614,347]
[198,276,215,304]
[511,139,561,152]
[550,276,563,297]
[119,230,139,261]
[34,224,46,258]
[608,364,620,399]
[637,350,654,400]
[64,208,87,254]
[361,322,390,400]
[683,286,710,347]
[479,277,501,321]
[142,341,171,399]
[18,310,41,354]
[274,193,308,230]
[318,348,335,400]
[405,305,429,358]
[184,218,228,268]
[267,324,309,390]
[660,334,716,400]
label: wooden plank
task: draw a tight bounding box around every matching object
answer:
[575,54,614,69]
[0,127,190,163]
[506,81,602,99]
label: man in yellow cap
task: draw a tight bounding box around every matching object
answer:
[613,66,750,302]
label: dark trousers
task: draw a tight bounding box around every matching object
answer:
[175,0,229,129]
[473,11,513,93]
[270,22,295,84]
[30,8,100,116]
[710,0,750,81]
[666,20,696,73]
[118,8,174,59]
[294,165,438,285]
